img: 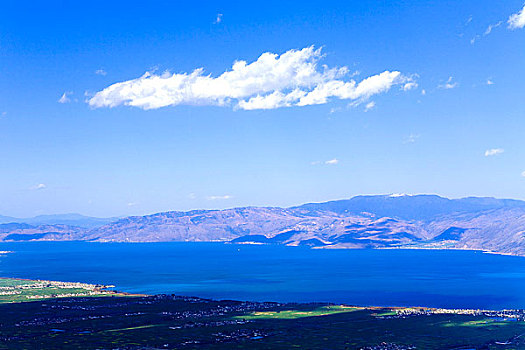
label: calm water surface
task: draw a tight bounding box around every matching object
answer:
[0,242,524,309]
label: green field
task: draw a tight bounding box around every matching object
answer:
[238,305,360,320]
[0,278,38,288]
[0,278,117,304]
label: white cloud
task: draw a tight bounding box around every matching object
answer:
[364,101,375,112]
[484,148,504,156]
[508,4,525,29]
[485,21,503,35]
[215,13,223,24]
[88,46,415,111]
[58,91,73,104]
[207,195,232,200]
[29,183,47,190]
[471,19,503,44]
[325,158,339,165]
[471,5,524,44]
[472,5,524,44]
[237,89,307,110]
[95,69,107,76]
[127,202,137,207]
[522,171,525,177]
[438,76,458,90]
[402,81,418,91]
[486,79,495,85]
[311,158,339,165]
[187,193,197,200]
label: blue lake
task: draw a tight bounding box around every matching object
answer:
[0,242,524,310]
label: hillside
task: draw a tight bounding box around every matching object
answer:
[1,195,525,256]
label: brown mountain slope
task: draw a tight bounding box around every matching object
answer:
[1,195,525,256]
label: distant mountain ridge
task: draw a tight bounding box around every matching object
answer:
[0,214,118,229]
[1,195,525,256]
[295,194,525,220]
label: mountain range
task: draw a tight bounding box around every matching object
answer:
[2,194,525,256]
[0,214,117,229]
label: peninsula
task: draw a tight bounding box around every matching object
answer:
[0,277,133,303]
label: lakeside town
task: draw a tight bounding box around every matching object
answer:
[386,307,525,322]
[0,278,123,302]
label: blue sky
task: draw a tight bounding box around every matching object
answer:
[1,0,524,217]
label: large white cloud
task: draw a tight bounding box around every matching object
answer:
[508,4,525,29]
[88,46,415,111]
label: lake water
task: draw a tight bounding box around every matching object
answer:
[0,242,524,310]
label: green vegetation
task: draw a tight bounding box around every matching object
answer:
[372,310,397,316]
[0,278,37,287]
[0,278,118,304]
[238,305,360,320]
[0,294,524,349]
[442,318,518,328]
[104,324,161,332]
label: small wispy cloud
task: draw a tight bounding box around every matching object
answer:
[471,20,503,44]
[403,134,420,144]
[485,21,503,35]
[402,81,418,91]
[207,195,232,200]
[486,79,495,85]
[29,183,47,190]
[214,13,223,24]
[127,202,137,207]
[311,158,339,166]
[187,193,197,200]
[95,69,107,76]
[484,148,504,156]
[58,91,73,104]
[438,76,458,90]
[364,101,375,112]
[508,4,525,29]
[329,107,342,114]
[522,171,525,177]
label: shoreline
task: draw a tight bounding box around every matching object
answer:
[1,240,523,258]
[1,276,523,314]
[372,245,523,258]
